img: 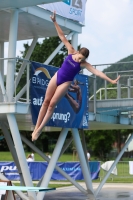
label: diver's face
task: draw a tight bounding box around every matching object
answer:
[76,53,86,63]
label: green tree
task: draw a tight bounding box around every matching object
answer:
[84,129,116,160]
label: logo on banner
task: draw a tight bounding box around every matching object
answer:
[32,67,51,87]
[72,0,82,9]
[63,0,82,8]
[63,0,71,5]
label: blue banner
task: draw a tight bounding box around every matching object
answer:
[0,162,100,181]
[30,62,89,129]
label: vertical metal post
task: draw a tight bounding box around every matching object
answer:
[71,33,78,50]
[0,41,4,102]
[117,83,121,99]
[105,79,107,99]
[6,9,18,102]
[128,78,130,98]
[117,72,120,99]
[27,63,30,103]
[94,66,97,114]
[7,114,36,200]
[71,129,94,199]
[100,89,102,100]
[95,134,133,197]
[0,72,8,102]
[37,128,69,200]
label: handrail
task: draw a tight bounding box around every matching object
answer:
[89,86,133,100]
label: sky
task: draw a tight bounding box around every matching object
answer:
[4,0,133,75]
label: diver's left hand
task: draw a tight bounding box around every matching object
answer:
[111,75,120,84]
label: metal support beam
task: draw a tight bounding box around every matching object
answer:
[7,113,37,200]
[95,133,133,197]
[71,33,78,50]
[71,128,95,200]
[104,79,107,100]
[37,128,69,200]
[1,122,25,186]
[15,37,38,88]
[0,72,8,102]
[6,9,19,102]
[94,74,96,115]
[21,134,87,195]
[0,41,4,102]
[44,32,74,65]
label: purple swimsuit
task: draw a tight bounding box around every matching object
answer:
[57,54,81,86]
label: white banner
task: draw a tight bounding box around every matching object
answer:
[38,0,87,24]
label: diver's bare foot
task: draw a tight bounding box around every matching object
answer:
[32,130,42,141]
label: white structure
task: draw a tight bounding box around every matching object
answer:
[0,1,133,200]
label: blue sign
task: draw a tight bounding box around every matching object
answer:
[0,162,100,181]
[30,62,89,129]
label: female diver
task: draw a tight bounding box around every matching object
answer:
[32,11,120,141]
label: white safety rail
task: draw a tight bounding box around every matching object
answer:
[88,62,133,114]
[0,57,30,104]
[89,86,133,101]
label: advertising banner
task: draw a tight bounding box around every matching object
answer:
[30,61,89,129]
[38,0,87,24]
[0,162,100,181]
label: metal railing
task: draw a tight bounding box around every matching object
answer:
[99,161,133,181]
[0,57,30,103]
[89,61,133,113]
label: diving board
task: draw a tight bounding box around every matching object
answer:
[0,186,55,192]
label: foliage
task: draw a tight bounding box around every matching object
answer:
[84,130,116,160]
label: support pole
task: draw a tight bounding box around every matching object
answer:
[0,72,8,102]
[0,41,4,102]
[95,133,133,197]
[37,128,69,200]
[7,114,36,200]
[93,69,96,115]
[71,33,78,50]
[128,78,131,98]
[1,123,25,186]
[6,9,19,102]
[21,134,87,194]
[71,129,95,200]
